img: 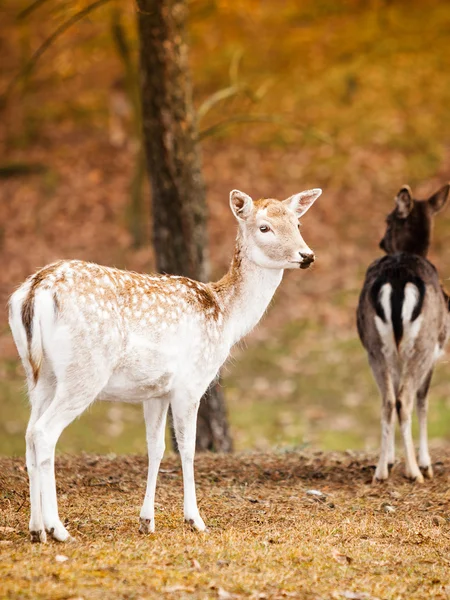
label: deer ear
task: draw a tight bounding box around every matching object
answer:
[230,190,253,220]
[283,188,322,219]
[428,183,449,214]
[395,185,413,218]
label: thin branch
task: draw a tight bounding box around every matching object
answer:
[199,114,281,140]
[17,0,52,21]
[2,0,112,102]
[197,85,243,121]
[199,113,333,144]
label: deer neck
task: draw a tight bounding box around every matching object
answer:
[210,232,284,345]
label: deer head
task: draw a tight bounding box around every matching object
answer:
[229,188,321,270]
[379,184,450,257]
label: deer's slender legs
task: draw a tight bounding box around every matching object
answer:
[139,397,170,534]
[375,392,396,482]
[397,382,423,482]
[171,393,205,531]
[374,381,396,481]
[30,379,104,541]
[369,357,396,482]
[26,373,56,543]
[417,369,433,479]
[386,412,396,470]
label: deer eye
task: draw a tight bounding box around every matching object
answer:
[259,225,270,233]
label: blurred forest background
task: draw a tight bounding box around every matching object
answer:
[1,0,449,456]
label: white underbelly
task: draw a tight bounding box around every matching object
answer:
[98,369,174,403]
[96,326,232,403]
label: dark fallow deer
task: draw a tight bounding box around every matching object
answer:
[357,183,449,483]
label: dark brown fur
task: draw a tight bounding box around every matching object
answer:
[356,183,449,482]
[379,185,449,256]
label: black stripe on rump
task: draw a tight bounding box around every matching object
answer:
[370,272,425,348]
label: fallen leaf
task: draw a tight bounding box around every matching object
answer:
[306,489,327,502]
[332,549,353,565]
[218,587,234,599]
[381,503,396,514]
[163,585,195,593]
[55,554,69,563]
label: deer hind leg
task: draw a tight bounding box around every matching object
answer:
[369,357,396,482]
[386,411,396,472]
[374,390,396,482]
[396,381,423,483]
[416,369,434,479]
[170,392,205,532]
[26,370,56,543]
[30,375,106,542]
[139,397,170,534]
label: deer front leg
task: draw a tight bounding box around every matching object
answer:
[171,394,206,532]
[139,397,170,534]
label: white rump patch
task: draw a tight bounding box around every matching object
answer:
[401,282,423,351]
[402,282,420,322]
[374,283,393,342]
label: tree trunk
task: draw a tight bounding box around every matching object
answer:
[136,0,232,452]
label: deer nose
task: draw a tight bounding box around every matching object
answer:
[299,251,315,267]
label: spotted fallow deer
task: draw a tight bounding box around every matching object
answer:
[9,187,321,543]
[357,183,449,483]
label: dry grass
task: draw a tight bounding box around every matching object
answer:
[2,2,450,458]
[1,450,450,599]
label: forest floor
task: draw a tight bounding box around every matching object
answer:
[1,450,450,600]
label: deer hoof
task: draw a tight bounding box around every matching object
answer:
[420,465,433,480]
[46,522,71,542]
[139,517,155,534]
[405,471,424,484]
[30,529,47,543]
[373,464,389,483]
[372,476,388,484]
[185,517,207,532]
